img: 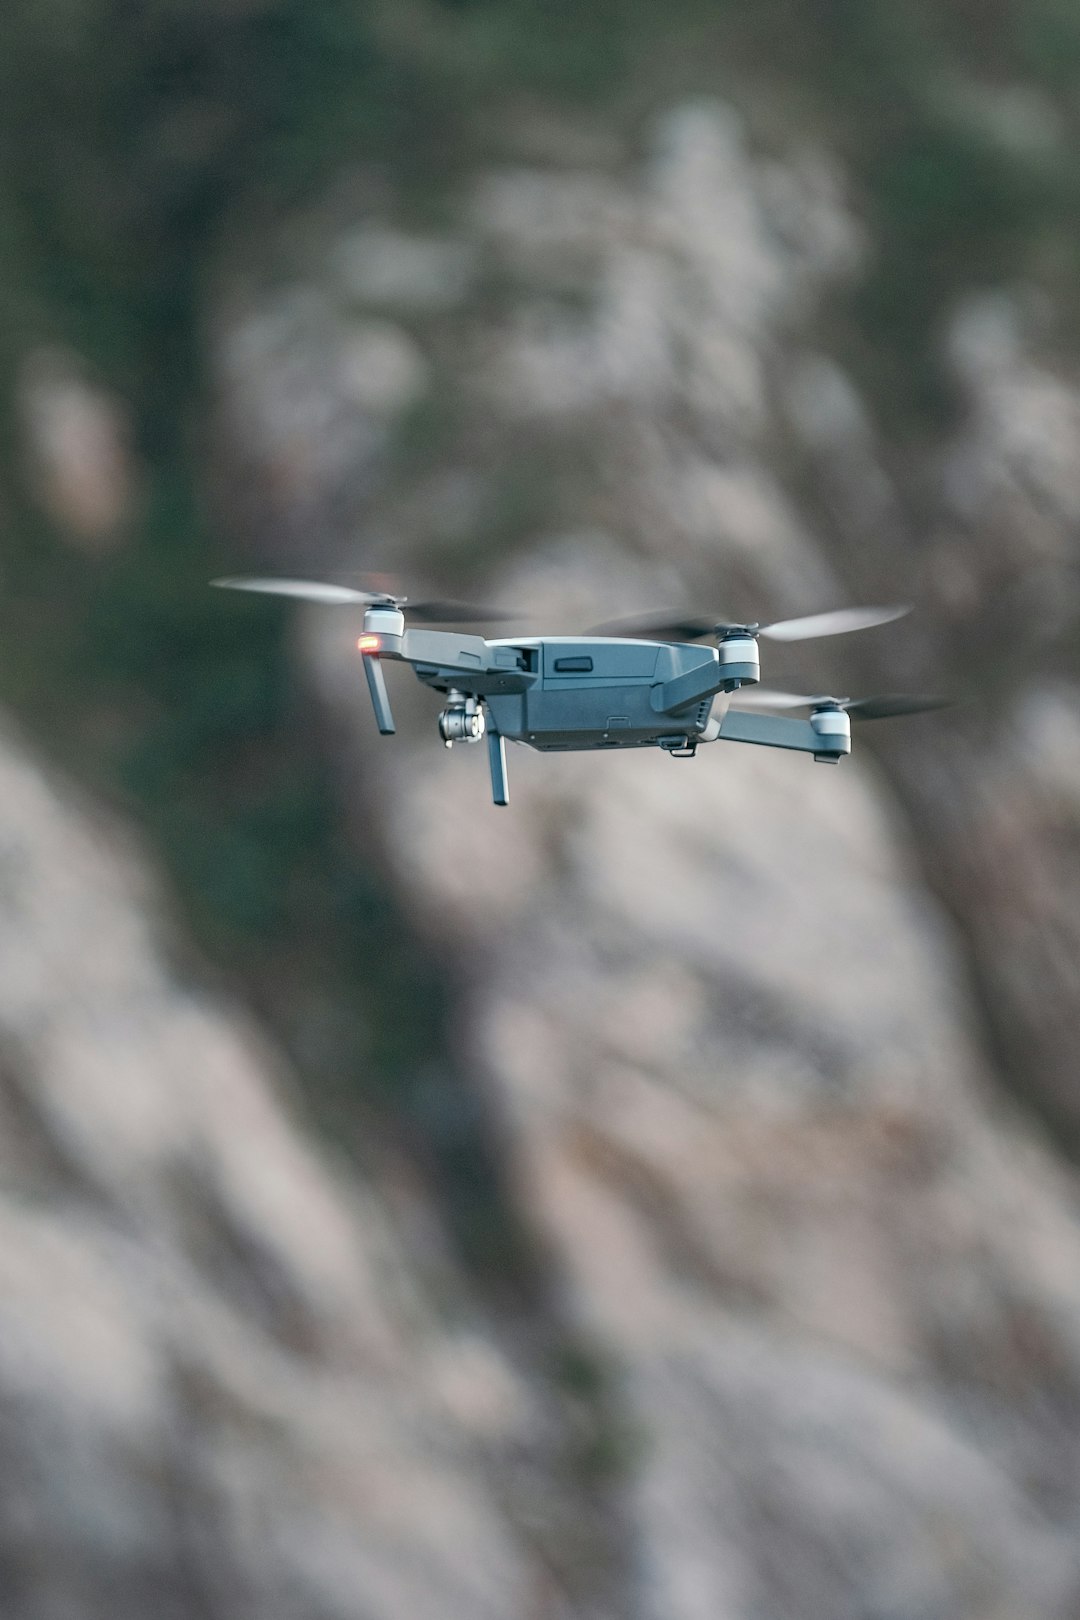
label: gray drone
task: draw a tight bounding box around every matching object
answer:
[212,578,946,806]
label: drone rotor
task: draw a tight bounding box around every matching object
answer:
[759,605,910,641]
[736,689,951,720]
[211,577,516,623]
[588,604,910,642]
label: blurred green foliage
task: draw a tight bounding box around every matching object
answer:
[750,0,1080,426]
[2,0,1080,1279]
[0,0,478,1239]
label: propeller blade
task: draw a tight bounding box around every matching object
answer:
[844,694,952,721]
[405,599,519,624]
[759,605,910,641]
[211,577,381,605]
[590,604,910,643]
[730,689,824,710]
[733,689,951,720]
[587,612,719,641]
[211,580,517,623]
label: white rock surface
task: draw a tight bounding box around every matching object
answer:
[0,719,536,1620]
[341,533,1080,1619]
[219,94,1080,1620]
[18,348,134,545]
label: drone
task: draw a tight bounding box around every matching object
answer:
[212,578,947,806]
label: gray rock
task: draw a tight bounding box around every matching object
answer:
[0,720,534,1620]
[209,91,1080,1620]
[293,101,1080,1619]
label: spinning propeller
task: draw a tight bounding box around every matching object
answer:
[588,604,910,642]
[736,690,951,720]
[211,577,515,623]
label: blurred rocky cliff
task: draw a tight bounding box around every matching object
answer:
[5,6,1080,1619]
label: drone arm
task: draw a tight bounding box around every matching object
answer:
[487,727,509,806]
[401,628,536,697]
[651,665,720,715]
[401,628,494,673]
[717,708,849,761]
[362,654,396,735]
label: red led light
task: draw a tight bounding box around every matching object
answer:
[357,634,382,654]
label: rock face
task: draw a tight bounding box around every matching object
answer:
[283,101,1080,1618]
[17,349,134,547]
[10,92,1080,1620]
[0,721,534,1619]
[345,543,1080,1620]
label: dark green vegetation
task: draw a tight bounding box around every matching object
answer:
[755,0,1080,429]
[0,0,515,1277]
[2,0,1080,1281]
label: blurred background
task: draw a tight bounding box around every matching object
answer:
[3,2,1080,1616]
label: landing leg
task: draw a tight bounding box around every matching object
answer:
[362,656,396,734]
[487,728,509,806]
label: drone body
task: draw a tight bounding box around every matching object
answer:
[214,581,943,806]
[370,621,845,806]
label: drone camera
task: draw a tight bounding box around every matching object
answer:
[438,692,486,747]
